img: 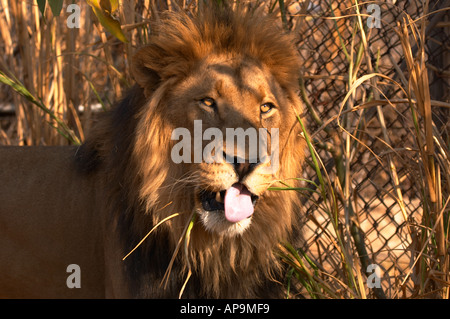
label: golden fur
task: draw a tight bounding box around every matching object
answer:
[0,5,306,298]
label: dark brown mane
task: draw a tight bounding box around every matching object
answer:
[76,5,305,298]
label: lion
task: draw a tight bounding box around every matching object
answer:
[0,5,306,298]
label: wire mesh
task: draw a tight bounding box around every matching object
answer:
[293,0,449,298]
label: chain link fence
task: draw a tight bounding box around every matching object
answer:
[291,0,449,298]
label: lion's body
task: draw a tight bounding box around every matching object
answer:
[0,5,306,298]
[0,146,105,298]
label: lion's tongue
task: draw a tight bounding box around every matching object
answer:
[224,184,254,223]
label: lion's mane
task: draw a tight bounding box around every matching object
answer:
[77,5,306,298]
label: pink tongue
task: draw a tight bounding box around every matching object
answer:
[224,183,254,223]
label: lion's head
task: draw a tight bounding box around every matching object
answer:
[79,5,306,298]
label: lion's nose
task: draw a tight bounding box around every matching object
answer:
[223,152,260,179]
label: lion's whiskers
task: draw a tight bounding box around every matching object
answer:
[158,170,202,196]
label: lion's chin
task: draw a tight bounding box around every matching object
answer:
[198,209,253,237]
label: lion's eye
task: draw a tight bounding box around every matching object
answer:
[260,103,275,114]
[200,97,216,108]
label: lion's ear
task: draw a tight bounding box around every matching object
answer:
[131,46,163,97]
[131,44,192,97]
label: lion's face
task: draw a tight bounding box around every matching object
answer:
[159,55,299,237]
[128,8,306,272]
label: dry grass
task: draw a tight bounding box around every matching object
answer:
[0,0,449,298]
[278,0,449,299]
[0,0,144,145]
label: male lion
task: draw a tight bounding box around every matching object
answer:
[0,5,306,298]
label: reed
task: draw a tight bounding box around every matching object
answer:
[275,0,449,299]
